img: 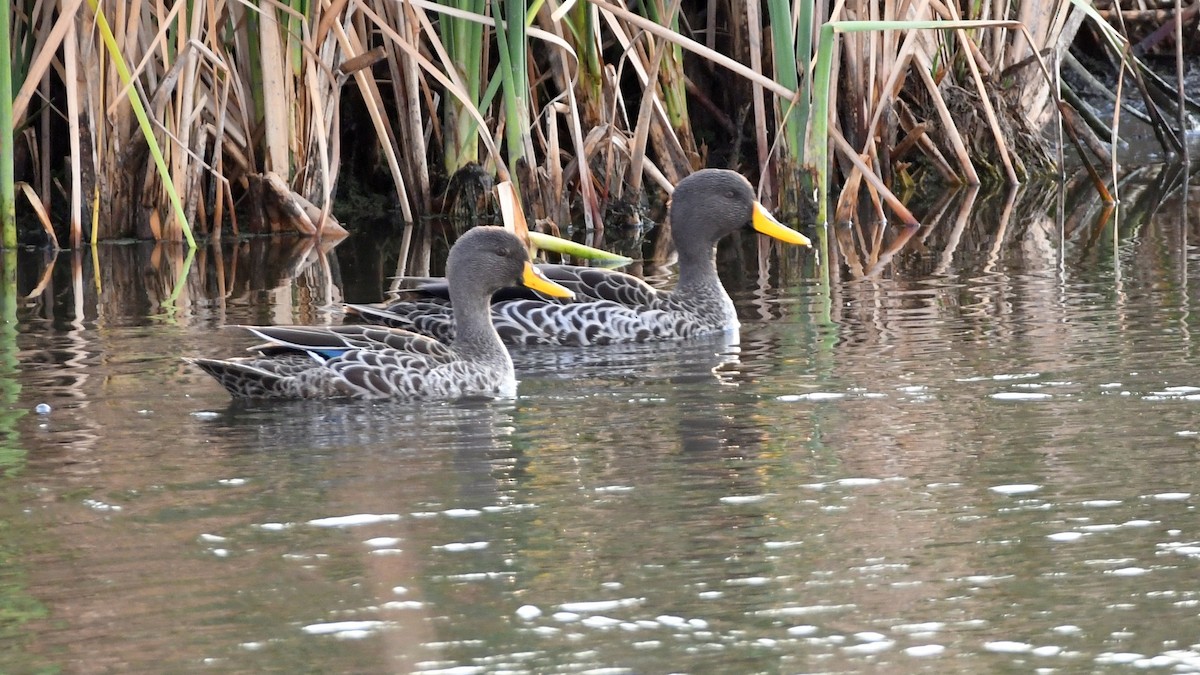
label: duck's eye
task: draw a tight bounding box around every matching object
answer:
[724,189,737,199]
[495,248,509,257]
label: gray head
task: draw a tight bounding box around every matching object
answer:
[447,227,573,303]
[668,169,760,248]
[447,227,533,297]
[668,169,810,260]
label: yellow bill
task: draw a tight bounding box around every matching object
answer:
[521,262,574,299]
[752,202,812,246]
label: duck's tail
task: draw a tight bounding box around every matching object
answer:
[186,357,289,399]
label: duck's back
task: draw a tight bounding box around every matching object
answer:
[322,345,513,399]
[348,266,738,347]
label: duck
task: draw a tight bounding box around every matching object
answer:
[345,169,812,346]
[188,227,573,400]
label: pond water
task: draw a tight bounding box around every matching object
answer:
[3,172,1200,673]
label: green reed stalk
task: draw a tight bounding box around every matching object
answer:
[0,0,15,247]
[811,22,835,226]
[528,231,632,264]
[562,2,603,126]
[767,0,806,163]
[86,0,195,248]
[288,0,305,77]
[493,0,532,185]
[643,1,689,134]
[442,0,487,173]
[661,38,688,136]
[793,0,814,159]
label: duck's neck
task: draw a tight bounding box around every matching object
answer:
[674,238,737,328]
[450,287,508,363]
[675,240,724,297]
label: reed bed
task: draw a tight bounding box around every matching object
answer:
[1,0,1194,250]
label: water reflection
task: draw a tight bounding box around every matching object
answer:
[509,332,741,384]
[4,171,1200,672]
[18,237,343,330]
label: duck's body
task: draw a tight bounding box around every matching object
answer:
[346,169,811,346]
[188,324,516,399]
[189,228,572,400]
[350,266,734,346]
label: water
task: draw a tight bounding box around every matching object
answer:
[4,177,1200,673]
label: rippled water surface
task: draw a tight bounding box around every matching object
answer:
[4,179,1200,673]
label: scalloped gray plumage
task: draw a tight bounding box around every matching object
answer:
[346,169,811,346]
[189,227,570,399]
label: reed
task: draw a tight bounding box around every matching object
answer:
[0,0,14,246]
[492,0,535,187]
[764,0,811,194]
[86,0,195,247]
[434,0,489,178]
[810,17,1061,226]
[4,0,1192,255]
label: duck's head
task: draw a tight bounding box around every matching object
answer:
[448,227,573,300]
[669,169,812,248]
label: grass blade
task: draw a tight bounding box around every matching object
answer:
[85,0,196,247]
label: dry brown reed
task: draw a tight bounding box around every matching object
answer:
[3,0,1188,248]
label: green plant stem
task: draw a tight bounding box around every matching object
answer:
[794,0,814,159]
[444,0,486,173]
[566,3,602,123]
[528,231,632,264]
[767,0,805,160]
[811,22,835,226]
[0,0,15,247]
[86,0,195,248]
[645,1,688,132]
[493,0,530,188]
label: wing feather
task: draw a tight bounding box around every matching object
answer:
[190,323,508,400]
[344,263,735,347]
